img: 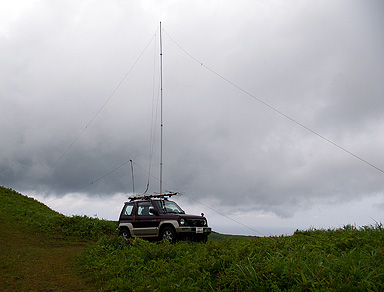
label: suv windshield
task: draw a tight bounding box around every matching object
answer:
[154,200,185,214]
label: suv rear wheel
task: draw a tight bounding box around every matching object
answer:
[160,227,176,243]
[120,228,131,239]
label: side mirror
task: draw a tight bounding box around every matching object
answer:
[149,208,159,216]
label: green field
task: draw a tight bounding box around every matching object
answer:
[0,186,116,291]
[1,186,383,291]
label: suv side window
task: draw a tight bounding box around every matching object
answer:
[137,202,155,216]
[123,203,134,216]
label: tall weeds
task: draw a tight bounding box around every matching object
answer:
[79,225,384,291]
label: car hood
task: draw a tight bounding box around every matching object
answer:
[179,214,206,220]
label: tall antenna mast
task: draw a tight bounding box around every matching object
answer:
[160,22,163,195]
[130,159,135,194]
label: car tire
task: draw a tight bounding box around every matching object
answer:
[160,227,176,243]
[120,228,131,239]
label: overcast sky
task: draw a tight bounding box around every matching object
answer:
[1,0,383,235]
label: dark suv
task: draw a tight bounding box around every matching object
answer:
[118,193,211,243]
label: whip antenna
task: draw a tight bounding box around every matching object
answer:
[130,159,135,194]
[160,21,164,195]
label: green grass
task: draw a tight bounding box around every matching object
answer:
[78,225,384,291]
[0,186,116,241]
[0,186,116,291]
[0,219,95,291]
[1,186,383,291]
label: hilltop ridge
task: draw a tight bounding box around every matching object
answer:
[0,186,116,240]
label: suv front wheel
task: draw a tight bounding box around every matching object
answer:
[160,227,176,243]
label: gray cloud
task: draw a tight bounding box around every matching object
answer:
[1,0,383,221]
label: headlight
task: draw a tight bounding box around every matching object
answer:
[180,218,185,225]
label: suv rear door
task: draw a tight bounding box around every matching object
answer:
[132,201,159,236]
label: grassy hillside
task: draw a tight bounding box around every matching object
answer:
[0,186,116,291]
[0,186,116,241]
[1,186,383,291]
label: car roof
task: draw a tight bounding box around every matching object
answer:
[124,198,173,204]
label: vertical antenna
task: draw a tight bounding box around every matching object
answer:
[130,159,135,194]
[160,22,163,195]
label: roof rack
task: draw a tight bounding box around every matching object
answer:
[128,192,178,202]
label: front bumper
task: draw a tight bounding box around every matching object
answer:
[176,226,211,235]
